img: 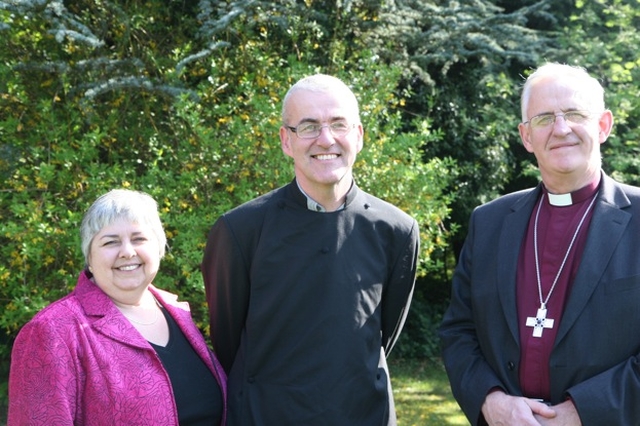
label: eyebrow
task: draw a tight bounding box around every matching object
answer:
[98,231,144,240]
[536,108,584,116]
[297,116,348,124]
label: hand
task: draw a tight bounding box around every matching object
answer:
[534,400,581,426]
[481,390,556,426]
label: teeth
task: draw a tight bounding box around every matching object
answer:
[119,265,138,271]
[315,154,337,160]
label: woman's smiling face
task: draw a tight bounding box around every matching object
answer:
[88,218,161,299]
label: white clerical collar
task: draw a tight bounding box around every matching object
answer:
[296,182,345,212]
[307,197,328,212]
[547,192,573,206]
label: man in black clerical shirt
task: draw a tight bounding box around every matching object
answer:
[202,74,420,425]
[439,62,640,425]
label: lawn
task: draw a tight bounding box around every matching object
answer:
[0,358,468,426]
[390,358,469,426]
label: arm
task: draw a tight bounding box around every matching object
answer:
[202,216,251,374]
[438,209,519,425]
[381,219,419,355]
[564,358,640,425]
[8,318,77,424]
[548,177,640,425]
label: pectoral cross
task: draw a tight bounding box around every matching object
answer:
[525,306,554,338]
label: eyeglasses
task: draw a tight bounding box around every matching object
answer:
[523,110,593,128]
[286,120,357,139]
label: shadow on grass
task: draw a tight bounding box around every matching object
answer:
[390,357,469,426]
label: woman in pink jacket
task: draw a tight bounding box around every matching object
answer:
[8,189,227,425]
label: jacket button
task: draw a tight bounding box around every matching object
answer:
[507,362,515,371]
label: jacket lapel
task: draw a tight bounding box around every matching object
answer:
[75,273,158,350]
[554,175,631,344]
[149,287,205,355]
[497,186,541,344]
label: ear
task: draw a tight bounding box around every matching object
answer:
[280,126,293,158]
[598,110,614,144]
[356,123,364,153]
[518,122,534,153]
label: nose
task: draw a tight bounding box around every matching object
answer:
[315,126,336,147]
[119,241,136,258]
[552,114,572,135]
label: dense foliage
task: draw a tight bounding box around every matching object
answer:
[0,0,455,405]
[3,0,640,413]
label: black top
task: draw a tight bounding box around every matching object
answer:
[151,308,223,425]
[203,180,420,425]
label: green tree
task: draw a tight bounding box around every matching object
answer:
[384,0,556,257]
[0,0,454,409]
[545,0,640,186]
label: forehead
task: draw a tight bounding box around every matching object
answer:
[286,89,358,122]
[95,219,150,236]
[527,75,599,113]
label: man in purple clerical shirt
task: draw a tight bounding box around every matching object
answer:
[440,63,640,425]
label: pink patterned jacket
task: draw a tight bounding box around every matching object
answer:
[8,271,227,425]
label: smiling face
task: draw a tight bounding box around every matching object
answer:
[280,83,364,204]
[518,74,613,193]
[88,219,161,303]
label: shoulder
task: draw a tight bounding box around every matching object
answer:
[609,177,640,198]
[204,186,292,254]
[16,272,112,341]
[474,187,536,215]
[597,174,640,211]
[354,189,418,236]
[219,184,289,222]
[360,191,414,220]
[26,292,82,325]
[233,184,291,211]
[12,292,84,353]
[149,285,190,312]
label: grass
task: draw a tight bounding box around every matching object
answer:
[390,358,469,426]
[0,358,468,426]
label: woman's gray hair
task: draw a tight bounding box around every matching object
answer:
[80,189,167,266]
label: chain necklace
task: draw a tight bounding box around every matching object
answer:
[525,192,598,338]
[118,297,162,326]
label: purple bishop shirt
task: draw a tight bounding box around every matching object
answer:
[516,179,599,400]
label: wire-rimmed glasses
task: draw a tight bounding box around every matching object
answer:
[286,120,357,139]
[523,110,593,128]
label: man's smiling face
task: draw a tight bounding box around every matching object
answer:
[280,88,363,198]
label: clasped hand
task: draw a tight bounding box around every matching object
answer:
[481,390,582,426]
